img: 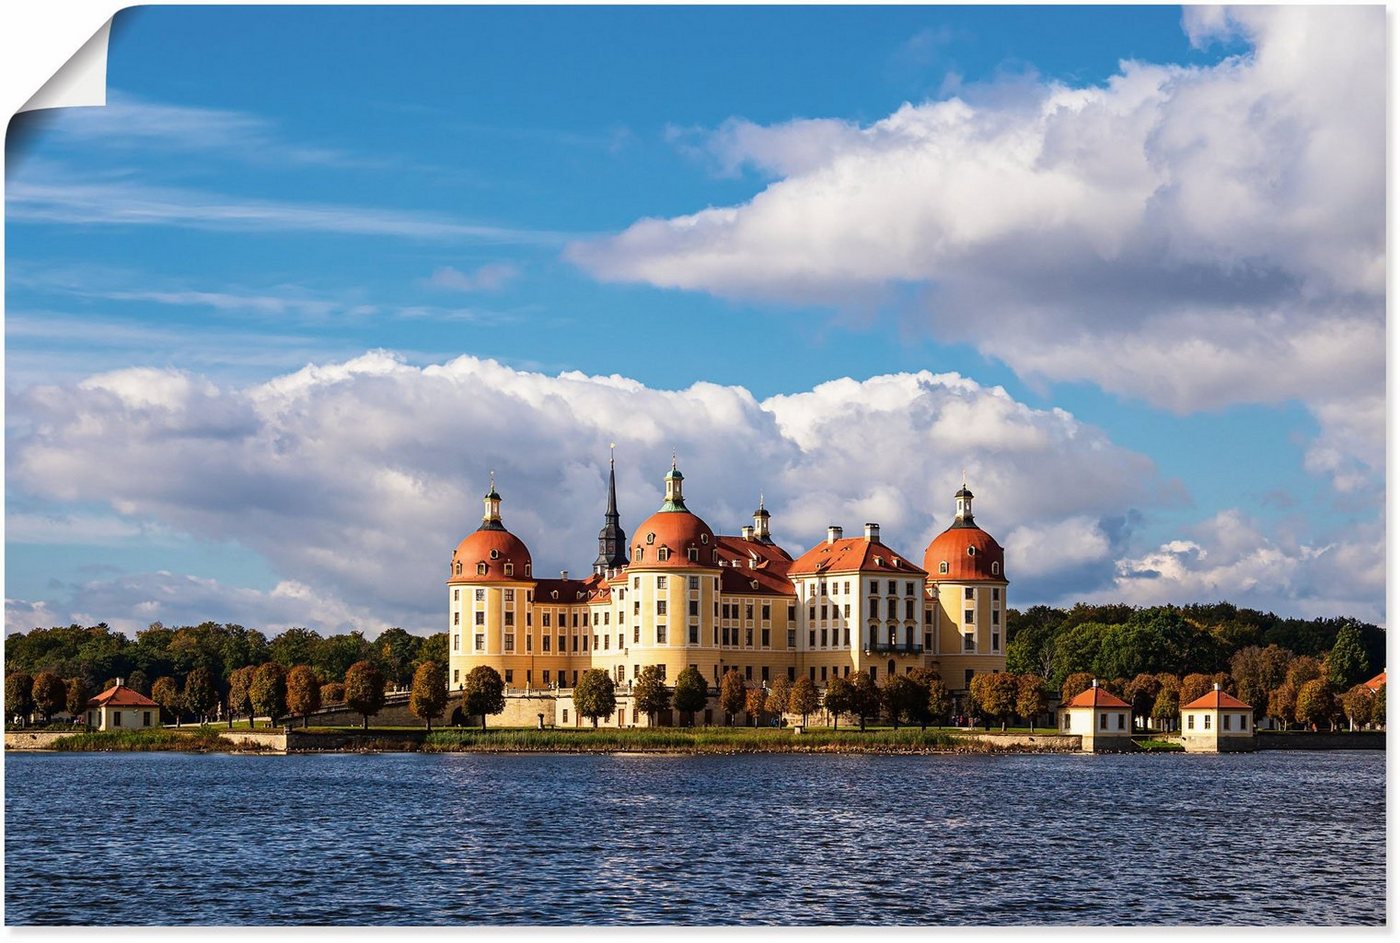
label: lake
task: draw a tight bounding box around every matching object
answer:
[3,750,1385,925]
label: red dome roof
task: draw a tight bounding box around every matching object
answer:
[450,528,532,583]
[630,510,719,569]
[923,525,1006,582]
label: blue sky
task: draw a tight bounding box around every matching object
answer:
[5,5,1384,635]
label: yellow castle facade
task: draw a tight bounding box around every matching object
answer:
[445,457,1008,725]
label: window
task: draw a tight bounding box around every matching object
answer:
[635,548,644,562]
[745,628,753,646]
[821,604,828,620]
[820,666,827,681]
[688,575,699,590]
[887,580,896,595]
[787,630,796,648]
[558,635,566,651]
[475,634,484,651]
[870,580,879,594]
[504,563,514,576]
[504,589,515,602]
[964,609,974,624]
[453,612,460,626]
[475,588,485,602]
[1099,713,1108,730]
[634,627,640,643]
[617,666,625,683]
[543,670,551,685]
[820,629,828,647]
[809,630,816,647]
[992,562,1000,576]
[992,588,1000,601]
[543,635,551,652]
[762,605,771,621]
[656,575,666,589]
[1204,714,1212,730]
[143,711,151,726]
[886,599,897,619]
[843,627,850,646]
[504,611,515,627]
[844,604,851,618]
[905,599,914,619]
[992,632,1000,651]
[563,709,569,723]
[657,600,668,615]
[114,711,122,727]
[687,547,698,561]
[633,577,640,590]
[746,604,754,620]
[1222,714,1230,731]
[572,635,580,651]
[939,561,948,575]
[810,607,817,622]
[925,632,933,650]
[788,605,796,622]
[788,666,796,682]
[504,633,515,652]
[602,635,609,650]
[689,624,699,644]
[964,587,974,600]
[745,666,753,681]
[619,633,623,649]
[963,633,974,653]
[810,667,817,681]
[504,670,514,684]
[453,634,460,651]
[526,670,532,686]
[1063,714,1071,730]
[761,629,770,647]
[658,548,670,562]
[1117,714,1125,730]
[453,669,459,684]
[1187,715,1195,730]
[992,609,1001,625]
[543,612,551,627]
[844,581,851,594]
[656,625,667,644]
[905,582,914,596]
[689,600,699,616]
[475,611,484,626]
[477,563,487,575]
[453,588,460,601]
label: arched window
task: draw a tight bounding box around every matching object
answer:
[687,547,698,562]
[504,563,514,576]
[476,562,487,576]
[939,561,948,575]
[991,561,999,575]
[658,548,670,562]
[636,548,644,562]
[966,546,977,557]
[455,561,463,575]
[525,563,532,577]
[646,533,655,545]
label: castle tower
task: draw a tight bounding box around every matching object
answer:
[752,494,773,544]
[593,446,629,576]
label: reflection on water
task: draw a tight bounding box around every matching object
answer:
[4,750,1385,925]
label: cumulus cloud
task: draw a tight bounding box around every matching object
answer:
[8,354,1171,635]
[568,7,1384,495]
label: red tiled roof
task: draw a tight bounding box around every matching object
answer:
[449,528,533,584]
[714,535,797,597]
[87,684,159,709]
[533,577,593,603]
[788,536,927,577]
[1363,671,1386,692]
[1063,686,1130,709]
[630,509,719,569]
[923,524,1007,583]
[1182,689,1253,711]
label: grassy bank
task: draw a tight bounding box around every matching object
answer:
[419,726,1054,754]
[50,728,252,753]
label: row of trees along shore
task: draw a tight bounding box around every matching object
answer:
[3,602,1385,731]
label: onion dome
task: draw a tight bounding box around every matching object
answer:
[922,484,1007,582]
[630,458,718,569]
[449,477,532,582]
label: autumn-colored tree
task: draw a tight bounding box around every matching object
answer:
[1375,684,1386,729]
[461,665,506,730]
[1325,622,1369,689]
[1061,671,1095,704]
[1340,684,1374,730]
[125,669,150,697]
[927,679,951,728]
[151,675,181,726]
[1285,655,1324,690]
[719,669,747,726]
[788,676,820,726]
[1230,644,1293,716]
[745,687,766,727]
[1295,678,1335,731]
[1179,672,1214,707]
[765,677,792,719]
[672,667,708,726]
[226,666,255,728]
[633,666,671,725]
[65,677,90,727]
[969,672,1019,731]
[573,668,616,728]
[880,674,925,729]
[6,672,35,725]
[31,672,66,723]
[907,668,940,728]
[849,672,882,731]
[408,661,446,731]
[286,665,323,728]
[1123,673,1162,729]
[250,662,288,728]
[182,666,217,724]
[823,676,854,730]
[320,682,346,705]
[1151,684,1180,733]
[343,660,386,730]
[1268,682,1299,730]
[1016,674,1048,732]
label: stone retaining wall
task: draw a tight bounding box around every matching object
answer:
[965,733,1081,751]
[1256,731,1385,750]
[216,729,287,752]
[5,730,74,751]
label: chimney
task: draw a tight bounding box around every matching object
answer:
[116,677,124,687]
[865,522,880,541]
[1091,678,1098,688]
[827,525,843,544]
[560,570,568,581]
[1213,682,1220,691]
[741,525,755,541]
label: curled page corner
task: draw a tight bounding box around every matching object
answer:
[19,17,112,115]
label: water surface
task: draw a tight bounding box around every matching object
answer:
[4,750,1385,925]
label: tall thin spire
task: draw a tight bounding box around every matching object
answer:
[594,446,628,575]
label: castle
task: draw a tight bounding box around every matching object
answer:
[446,456,1008,726]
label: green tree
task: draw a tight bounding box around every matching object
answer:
[409,661,447,731]
[788,676,819,727]
[1295,678,1335,731]
[633,666,672,725]
[1340,684,1374,730]
[182,666,217,724]
[765,676,793,720]
[65,677,90,727]
[1324,622,1369,689]
[719,669,747,726]
[1230,644,1293,716]
[226,665,255,728]
[879,674,924,729]
[314,631,374,684]
[745,687,766,727]
[343,660,386,730]
[1123,673,1162,730]
[1179,672,1214,706]
[1151,680,1180,733]
[1016,674,1048,732]
[286,665,322,728]
[268,627,322,673]
[31,672,66,723]
[151,675,181,726]
[823,676,854,730]
[849,672,882,731]
[460,665,506,730]
[6,672,35,725]
[376,627,422,688]
[125,669,150,697]
[927,678,951,727]
[1060,671,1095,704]
[250,663,288,728]
[414,633,449,674]
[573,668,617,728]
[672,666,708,725]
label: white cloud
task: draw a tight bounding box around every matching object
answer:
[8,353,1173,634]
[427,263,520,292]
[568,7,1384,495]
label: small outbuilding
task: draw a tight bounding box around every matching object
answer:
[1058,680,1133,752]
[86,679,160,731]
[1180,683,1255,753]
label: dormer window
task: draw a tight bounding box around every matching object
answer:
[967,546,977,557]
[476,562,487,576]
[991,561,1000,575]
[687,547,698,562]
[525,563,532,576]
[701,534,709,544]
[636,548,644,562]
[504,563,514,576]
[658,547,670,562]
[455,562,463,575]
[939,562,949,575]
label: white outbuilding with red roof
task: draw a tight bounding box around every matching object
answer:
[1180,683,1256,753]
[1058,679,1134,752]
[86,679,160,731]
